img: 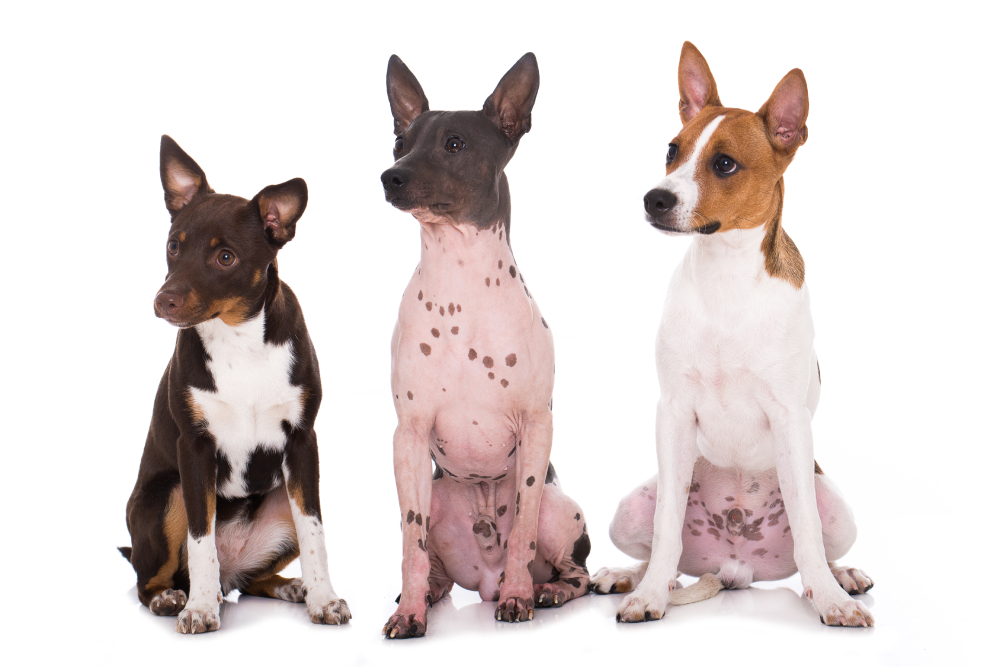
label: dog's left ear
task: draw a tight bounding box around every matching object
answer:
[251,178,308,248]
[483,53,539,142]
[758,69,809,153]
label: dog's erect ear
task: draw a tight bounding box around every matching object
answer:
[758,69,809,153]
[387,55,430,137]
[251,178,308,248]
[678,42,722,125]
[483,53,540,142]
[160,135,211,214]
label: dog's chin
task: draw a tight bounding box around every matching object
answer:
[647,215,690,235]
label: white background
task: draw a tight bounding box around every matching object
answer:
[2,1,995,665]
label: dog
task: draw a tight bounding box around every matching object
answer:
[589,43,874,627]
[379,53,591,638]
[120,136,350,633]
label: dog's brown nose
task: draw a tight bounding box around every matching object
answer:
[155,291,186,316]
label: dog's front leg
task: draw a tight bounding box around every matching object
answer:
[773,406,873,627]
[176,433,221,634]
[495,410,552,623]
[617,399,697,622]
[284,427,351,625]
[384,420,433,639]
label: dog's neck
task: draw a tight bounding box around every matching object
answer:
[415,218,515,282]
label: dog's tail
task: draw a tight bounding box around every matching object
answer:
[118,546,133,562]
[669,572,723,605]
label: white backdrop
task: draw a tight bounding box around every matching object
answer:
[2,2,995,665]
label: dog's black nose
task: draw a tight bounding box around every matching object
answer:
[155,291,186,316]
[643,188,678,215]
[381,168,408,194]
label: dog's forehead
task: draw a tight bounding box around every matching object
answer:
[170,194,252,239]
[680,108,769,159]
[410,109,502,142]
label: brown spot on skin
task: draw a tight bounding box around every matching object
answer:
[457,304,461,312]
[505,353,517,367]
[500,379,508,388]
[498,260,503,269]
[496,276,500,285]
[526,560,534,574]
[729,554,737,560]
[707,527,721,539]
[529,541,535,550]
[448,303,455,315]
[526,476,535,487]
[485,277,491,287]
[752,548,768,556]
[439,306,445,316]
[451,327,459,335]
[692,519,704,526]
[417,538,427,552]
[468,348,477,361]
[488,372,494,380]
[783,526,791,534]
[426,302,433,311]
[749,482,760,493]
[210,237,220,248]
[497,505,507,516]
[541,317,548,329]
[416,514,422,526]
[691,530,702,536]
[407,391,413,400]
[817,361,822,384]
[725,496,734,502]
[420,343,431,356]
[418,290,423,300]
[507,445,515,457]
[407,510,415,524]
[473,420,479,425]
[509,265,516,278]
[483,357,494,368]
[431,329,439,338]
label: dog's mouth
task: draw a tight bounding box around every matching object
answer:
[647,216,721,235]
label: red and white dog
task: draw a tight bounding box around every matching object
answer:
[590,43,874,627]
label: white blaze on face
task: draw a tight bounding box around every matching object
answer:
[652,114,725,232]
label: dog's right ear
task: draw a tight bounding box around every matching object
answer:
[387,55,429,137]
[160,135,211,214]
[678,42,722,125]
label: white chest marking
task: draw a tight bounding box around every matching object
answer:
[189,313,303,498]
[653,114,724,232]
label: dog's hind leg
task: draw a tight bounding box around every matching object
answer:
[590,475,656,594]
[125,480,190,615]
[532,482,591,607]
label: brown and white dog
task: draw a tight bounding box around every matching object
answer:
[590,43,874,627]
[120,136,350,633]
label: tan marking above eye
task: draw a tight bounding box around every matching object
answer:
[179,231,186,242]
[210,238,220,248]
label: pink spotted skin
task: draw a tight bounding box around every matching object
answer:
[612,458,860,589]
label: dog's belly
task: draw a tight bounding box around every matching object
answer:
[678,460,796,585]
[429,405,518,481]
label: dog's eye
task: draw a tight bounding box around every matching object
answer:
[666,143,679,165]
[445,136,465,153]
[217,250,237,267]
[394,137,404,153]
[167,240,179,256]
[713,154,739,176]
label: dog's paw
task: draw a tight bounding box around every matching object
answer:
[308,598,351,625]
[176,604,220,634]
[830,565,874,595]
[817,597,874,627]
[616,581,671,623]
[589,563,646,595]
[275,578,307,603]
[535,584,565,608]
[149,589,187,616]
[383,611,426,639]
[495,595,533,622]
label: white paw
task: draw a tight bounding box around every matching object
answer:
[176,604,220,634]
[589,562,648,595]
[616,582,670,623]
[808,587,874,627]
[830,565,874,595]
[307,598,352,625]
